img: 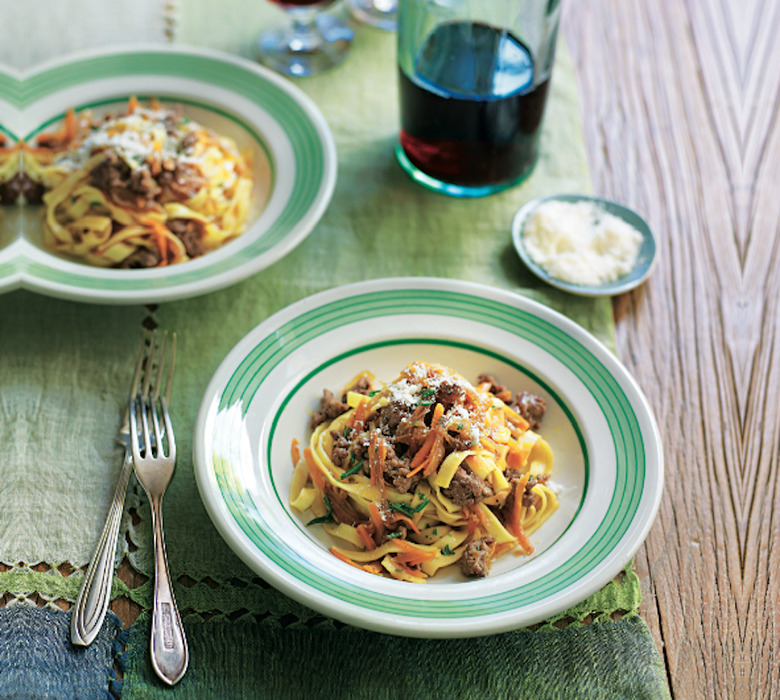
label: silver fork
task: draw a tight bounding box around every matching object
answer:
[129,330,189,686]
[71,336,144,647]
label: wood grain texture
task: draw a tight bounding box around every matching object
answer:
[563,1,779,697]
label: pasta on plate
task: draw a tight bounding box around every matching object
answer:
[290,361,559,582]
[25,98,256,268]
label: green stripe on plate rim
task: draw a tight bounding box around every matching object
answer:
[209,289,646,618]
[19,51,325,290]
[0,123,16,141]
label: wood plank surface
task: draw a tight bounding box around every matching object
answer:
[563,1,779,697]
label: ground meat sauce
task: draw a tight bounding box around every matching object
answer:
[310,376,373,430]
[119,247,162,269]
[442,466,494,506]
[512,391,547,432]
[0,172,45,205]
[478,374,547,431]
[90,152,160,209]
[309,389,350,430]
[90,152,207,211]
[460,536,496,577]
[167,218,206,258]
[505,470,550,510]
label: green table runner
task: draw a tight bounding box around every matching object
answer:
[0,6,670,698]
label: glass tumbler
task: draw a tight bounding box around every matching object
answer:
[396,0,562,197]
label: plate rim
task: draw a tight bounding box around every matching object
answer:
[192,277,664,637]
[0,43,337,304]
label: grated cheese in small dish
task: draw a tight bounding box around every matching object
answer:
[521,200,643,286]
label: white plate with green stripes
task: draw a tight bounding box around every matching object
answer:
[193,278,663,637]
[0,46,336,303]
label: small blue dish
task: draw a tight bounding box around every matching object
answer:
[511,194,657,297]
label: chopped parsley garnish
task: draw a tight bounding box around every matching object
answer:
[385,532,403,540]
[307,494,334,525]
[369,389,382,397]
[388,494,429,518]
[440,544,454,556]
[419,388,436,406]
[340,458,363,480]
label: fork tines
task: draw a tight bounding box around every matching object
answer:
[130,329,177,458]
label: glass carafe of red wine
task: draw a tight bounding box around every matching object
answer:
[258,0,354,76]
[396,0,562,197]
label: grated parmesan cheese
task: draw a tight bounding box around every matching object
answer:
[387,378,420,405]
[522,200,643,286]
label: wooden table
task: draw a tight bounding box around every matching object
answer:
[563,1,778,697]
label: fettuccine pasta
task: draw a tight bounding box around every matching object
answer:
[290,361,559,582]
[25,98,256,268]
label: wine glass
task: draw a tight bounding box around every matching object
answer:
[258,0,354,77]
[346,0,397,31]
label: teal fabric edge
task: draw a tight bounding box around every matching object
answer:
[121,611,671,700]
[0,606,126,700]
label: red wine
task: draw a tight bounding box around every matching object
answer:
[399,21,551,189]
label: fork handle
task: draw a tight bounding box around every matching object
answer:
[71,453,133,646]
[149,495,189,686]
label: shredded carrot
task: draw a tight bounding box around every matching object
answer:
[505,439,530,471]
[387,512,421,535]
[329,548,365,570]
[422,433,445,477]
[368,433,386,491]
[409,431,435,471]
[356,524,376,551]
[407,404,446,478]
[390,556,429,578]
[475,505,491,530]
[349,399,370,432]
[37,107,77,148]
[464,505,490,537]
[394,539,436,563]
[505,475,534,554]
[329,548,383,575]
[368,501,385,533]
[141,219,172,267]
[504,408,530,431]
[290,438,300,466]
[127,96,138,114]
[303,448,325,491]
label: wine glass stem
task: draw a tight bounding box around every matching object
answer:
[289,10,320,52]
